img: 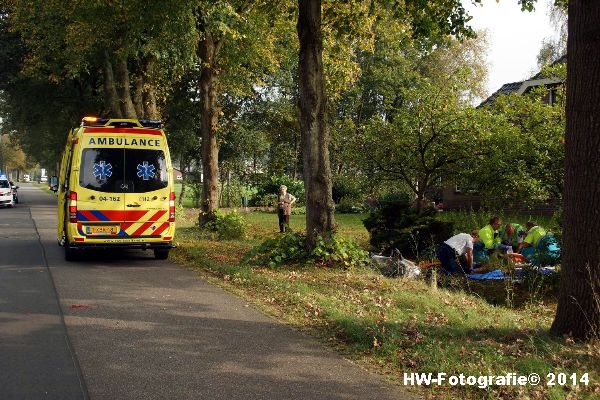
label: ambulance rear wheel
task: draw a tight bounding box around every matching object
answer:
[154,248,170,260]
[64,245,77,261]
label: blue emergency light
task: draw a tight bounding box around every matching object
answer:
[139,120,162,129]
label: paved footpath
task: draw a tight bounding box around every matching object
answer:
[1,184,417,400]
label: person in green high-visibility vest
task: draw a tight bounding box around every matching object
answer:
[501,222,525,250]
[519,221,547,259]
[473,216,503,264]
[479,216,503,250]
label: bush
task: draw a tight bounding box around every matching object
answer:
[311,234,369,268]
[363,192,453,259]
[205,210,248,240]
[335,197,364,214]
[244,232,308,268]
[244,232,368,269]
[290,206,306,215]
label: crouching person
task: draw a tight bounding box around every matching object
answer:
[519,221,547,260]
[436,231,480,275]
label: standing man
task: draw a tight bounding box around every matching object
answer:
[277,185,297,233]
[436,231,480,274]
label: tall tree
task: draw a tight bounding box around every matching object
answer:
[355,81,499,212]
[193,1,291,224]
[551,0,600,340]
[472,79,565,209]
[297,0,335,246]
[195,13,221,224]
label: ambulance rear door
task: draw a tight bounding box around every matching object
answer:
[120,135,171,240]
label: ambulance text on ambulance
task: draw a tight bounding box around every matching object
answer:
[87,138,161,146]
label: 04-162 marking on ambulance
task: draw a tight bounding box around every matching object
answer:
[98,196,120,201]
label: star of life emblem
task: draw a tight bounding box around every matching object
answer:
[93,161,113,180]
[137,161,156,181]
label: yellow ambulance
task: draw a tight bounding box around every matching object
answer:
[57,118,176,261]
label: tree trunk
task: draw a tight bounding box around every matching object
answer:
[143,87,159,120]
[102,52,122,118]
[197,33,220,225]
[297,0,336,248]
[115,59,138,119]
[415,190,425,214]
[133,74,144,118]
[142,56,159,119]
[551,0,600,340]
[293,130,300,180]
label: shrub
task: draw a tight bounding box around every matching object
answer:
[335,197,364,214]
[244,232,368,269]
[311,234,369,268]
[363,192,453,259]
[244,232,308,268]
[290,206,306,215]
[205,210,248,240]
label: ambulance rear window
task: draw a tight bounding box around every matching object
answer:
[124,149,169,193]
[79,148,168,193]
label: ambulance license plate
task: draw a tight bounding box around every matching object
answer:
[85,225,119,235]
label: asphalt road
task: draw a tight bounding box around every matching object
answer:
[1,184,416,400]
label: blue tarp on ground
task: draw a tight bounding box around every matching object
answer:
[467,269,505,280]
[467,267,557,280]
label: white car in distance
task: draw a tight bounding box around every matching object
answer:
[0,179,15,208]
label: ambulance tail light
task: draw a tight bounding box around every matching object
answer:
[69,191,78,222]
[169,192,176,222]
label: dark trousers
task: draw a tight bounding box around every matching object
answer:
[278,209,289,232]
[436,243,471,275]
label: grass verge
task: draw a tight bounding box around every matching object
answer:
[172,210,599,400]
